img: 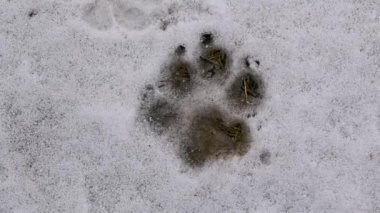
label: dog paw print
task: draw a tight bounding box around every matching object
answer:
[82,0,114,30]
[139,33,266,168]
[82,0,150,31]
[82,1,214,31]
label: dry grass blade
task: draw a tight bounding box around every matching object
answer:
[244,79,248,103]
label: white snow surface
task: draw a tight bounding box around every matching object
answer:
[0,0,379,212]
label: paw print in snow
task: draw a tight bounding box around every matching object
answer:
[140,33,266,168]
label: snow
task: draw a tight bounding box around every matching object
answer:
[0,0,379,212]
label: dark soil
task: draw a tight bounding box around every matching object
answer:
[181,106,251,167]
[227,72,264,107]
[159,46,195,96]
[199,48,229,80]
[166,61,194,95]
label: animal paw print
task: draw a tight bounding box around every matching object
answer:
[139,33,265,168]
[81,0,211,31]
[82,0,153,31]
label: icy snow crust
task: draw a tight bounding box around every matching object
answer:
[0,0,379,212]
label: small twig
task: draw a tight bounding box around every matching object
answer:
[244,79,248,103]
[217,52,224,67]
[200,56,219,66]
